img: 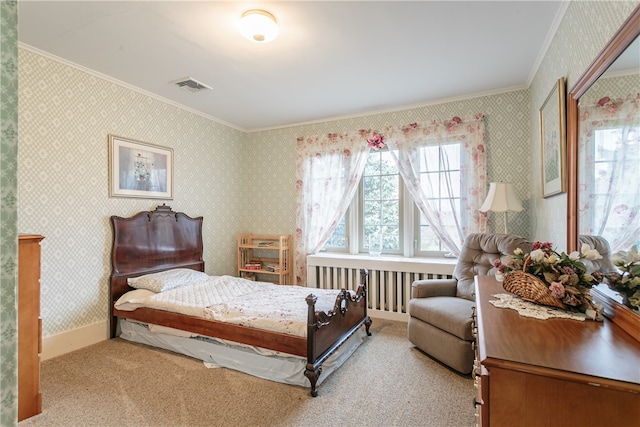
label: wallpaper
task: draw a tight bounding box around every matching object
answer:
[0,1,19,424]
[8,0,639,398]
[18,48,249,337]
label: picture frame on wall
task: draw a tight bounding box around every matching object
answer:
[108,135,173,199]
[539,77,567,198]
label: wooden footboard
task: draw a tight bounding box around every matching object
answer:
[304,268,372,397]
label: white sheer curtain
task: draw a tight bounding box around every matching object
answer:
[295,115,488,284]
[294,133,370,285]
[385,115,488,255]
[578,93,640,252]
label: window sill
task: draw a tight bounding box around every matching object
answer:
[307,252,456,275]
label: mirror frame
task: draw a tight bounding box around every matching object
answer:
[566,6,640,252]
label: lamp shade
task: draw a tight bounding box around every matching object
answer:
[239,9,279,43]
[479,182,523,213]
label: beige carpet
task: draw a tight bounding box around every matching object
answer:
[19,319,475,427]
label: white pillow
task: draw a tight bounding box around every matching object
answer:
[127,268,210,293]
[114,289,155,311]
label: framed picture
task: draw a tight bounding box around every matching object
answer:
[539,77,567,198]
[108,135,173,199]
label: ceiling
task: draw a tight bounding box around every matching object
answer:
[18,1,566,132]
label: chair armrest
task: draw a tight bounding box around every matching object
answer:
[411,279,458,299]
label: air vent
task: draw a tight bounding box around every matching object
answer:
[170,77,212,93]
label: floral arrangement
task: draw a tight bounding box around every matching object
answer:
[367,131,385,150]
[605,245,640,311]
[494,241,604,320]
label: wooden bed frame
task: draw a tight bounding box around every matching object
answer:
[109,204,372,396]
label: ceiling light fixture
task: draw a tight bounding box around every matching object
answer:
[239,9,279,43]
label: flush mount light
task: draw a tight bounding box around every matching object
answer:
[239,9,279,43]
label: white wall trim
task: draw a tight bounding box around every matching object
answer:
[307,252,456,276]
[370,311,408,323]
[42,320,109,361]
[526,0,570,86]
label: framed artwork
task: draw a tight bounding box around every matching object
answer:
[539,77,567,198]
[108,135,173,199]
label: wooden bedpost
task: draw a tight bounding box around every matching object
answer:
[304,293,321,397]
[360,268,372,336]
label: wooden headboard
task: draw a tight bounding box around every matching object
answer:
[109,204,204,336]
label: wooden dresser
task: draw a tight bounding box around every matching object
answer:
[18,234,44,421]
[473,275,640,427]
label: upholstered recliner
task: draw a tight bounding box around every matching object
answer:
[408,233,531,374]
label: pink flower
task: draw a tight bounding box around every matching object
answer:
[367,132,385,150]
[549,282,565,299]
[614,204,629,214]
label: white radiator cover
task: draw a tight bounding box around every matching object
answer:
[306,254,456,321]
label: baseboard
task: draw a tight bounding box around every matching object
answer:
[42,320,109,361]
[369,309,408,323]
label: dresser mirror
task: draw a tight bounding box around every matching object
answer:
[567,6,640,254]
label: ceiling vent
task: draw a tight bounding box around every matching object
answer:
[170,77,212,93]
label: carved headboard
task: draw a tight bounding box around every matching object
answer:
[109,204,204,336]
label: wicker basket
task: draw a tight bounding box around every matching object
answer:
[503,270,567,310]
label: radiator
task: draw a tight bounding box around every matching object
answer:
[306,254,455,321]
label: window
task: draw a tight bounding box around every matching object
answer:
[362,149,401,254]
[327,143,462,257]
[417,143,461,255]
[586,126,640,237]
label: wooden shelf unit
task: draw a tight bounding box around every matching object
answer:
[237,234,293,285]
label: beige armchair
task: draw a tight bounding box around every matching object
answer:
[408,233,531,374]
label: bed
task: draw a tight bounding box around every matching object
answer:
[109,204,372,396]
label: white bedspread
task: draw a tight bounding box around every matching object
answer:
[119,275,346,337]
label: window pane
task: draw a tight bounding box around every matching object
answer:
[362,150,401,253]
[441,143,461,170]
[364,151,381,175]
[364,175,381,199]
[383,225,399,250]
[324,213,347,249]
[364,200,381,226]
[416,143,461,255]
[439,171,460,197]
[421,145,440,170]
[380,175,399,199]
[380,150,398,175]
[420,224,441,251]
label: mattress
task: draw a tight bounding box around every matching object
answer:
[116,275,346,337]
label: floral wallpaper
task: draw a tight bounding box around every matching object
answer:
[0,1,19,425]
